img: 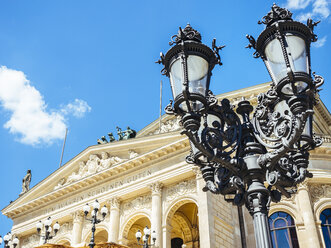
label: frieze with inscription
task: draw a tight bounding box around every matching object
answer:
[43,169,152,216]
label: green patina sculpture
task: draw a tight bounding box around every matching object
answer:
[108,132,115,142]
[97,127,136,144]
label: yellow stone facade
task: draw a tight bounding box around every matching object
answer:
[2,83,331,248]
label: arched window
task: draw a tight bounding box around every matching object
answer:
[320,208,331,247]
[269,211,299,248]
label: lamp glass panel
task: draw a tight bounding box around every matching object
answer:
[169,58,183,99]
[136,230,142,239]
[187,55,209,83]
[265,39,287,83]
[285,34,308,73]
[281,81,308,95]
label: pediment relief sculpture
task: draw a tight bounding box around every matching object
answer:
[54,151,140,190]
[149,116,182,135]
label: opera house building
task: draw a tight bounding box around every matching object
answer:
[2,83,331,248]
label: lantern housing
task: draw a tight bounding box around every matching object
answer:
[160,24,221,115]
[255,4,317,98]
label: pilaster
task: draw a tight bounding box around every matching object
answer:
[108,197,120,243]
[72,211,84,247]
[193,167,213,248]
[149,181,163,247]
[296,181,321,248]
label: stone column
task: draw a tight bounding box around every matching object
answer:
[149,182,163,248]
[296,182,321,248]
[72,211,84,247]
[193,167,213,248]
[162,224,172,248]
[108,197,120,243]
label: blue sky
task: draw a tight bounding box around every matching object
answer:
[0,0,330,238]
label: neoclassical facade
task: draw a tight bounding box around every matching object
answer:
[2,83,331,248]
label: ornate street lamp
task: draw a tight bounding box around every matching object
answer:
[135,226,156,248]
[83,200,108,248]
[36,217,60,244]
[0,233,19,248]
[158,4,323,248]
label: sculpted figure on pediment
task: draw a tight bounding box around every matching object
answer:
[66,172,81,185]
[128,150,139,159]
[78,161,88,177]
[98,152,124,172]
[63,161,87,186]
[109,155,125,164]
[99,152,112,171]
[152,116,182,135]
[86,154,100,175]
[54,178,66,190]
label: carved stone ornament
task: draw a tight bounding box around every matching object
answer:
[57,222,73,235]
[149,182,163,195]
[109,197,121,209]
[73,211,84,223]
[165,179,196,202]
[310,184,331,203]
[121,195,152,218]
[55,152,126,189]
[128,150,139,159]
[21,234,39,248]
[192,167,203,179]
[150,116,182,135]
[280,191,296,204]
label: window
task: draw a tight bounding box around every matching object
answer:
[269,211,299,248]
[320,208,331,248]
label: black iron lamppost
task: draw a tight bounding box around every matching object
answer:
[135,226,156,248]
[0,233,19,248]
[36,217,60,244]
[83,200,108,248]
[158,4,323,248]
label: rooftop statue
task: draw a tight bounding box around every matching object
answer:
[108,132,115,142]
[123,126,136,139]
[116,126,124,140]
[97,127,136,144]
[20,170,32,196]
[97,136,108,144]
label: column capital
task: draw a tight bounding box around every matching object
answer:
[192,167,202,179]
[108,197,121,210]
[149,181,163,195]
[297,180,309,191]
[73,210,84,224]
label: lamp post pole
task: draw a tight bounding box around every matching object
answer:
[83,200,108,248]
[157,4,323,248]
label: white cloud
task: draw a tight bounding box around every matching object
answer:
[287,0,330,21]
[0,66,91,146]
[286,0,312,9]
[313,0,330,18]
[313,35,327,47]
[61,99,91,118]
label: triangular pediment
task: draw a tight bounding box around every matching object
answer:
[2,131,189,218]
[3,82,330,219]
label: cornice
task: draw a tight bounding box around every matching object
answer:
[3,135,190,219]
